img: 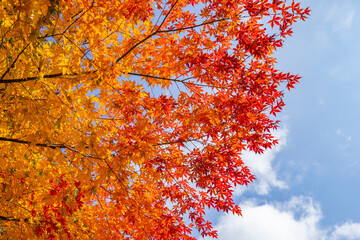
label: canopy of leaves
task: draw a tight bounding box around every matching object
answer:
[0,0,309,239]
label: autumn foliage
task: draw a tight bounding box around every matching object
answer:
[0,0,309,239]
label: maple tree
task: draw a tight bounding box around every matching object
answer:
[0,0,309,239]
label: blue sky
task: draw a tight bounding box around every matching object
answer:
[200,0,360,239]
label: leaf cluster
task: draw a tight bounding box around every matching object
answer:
[0,0,309,239]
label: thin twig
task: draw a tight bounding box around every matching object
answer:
[0,43,30,81]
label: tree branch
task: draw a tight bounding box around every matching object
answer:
[155,0,179,32]
[0,215,26,222]
[128,72,192,84]
[0,43,31,81]
[155,136,205,146]
[0,73,64,83]
[115,15,234,65]
[129,72,234,88]
[0,137,69,149]
[115,33,157,64]
[157,17,229,34]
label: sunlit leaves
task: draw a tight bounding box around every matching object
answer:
[0,0,309,239]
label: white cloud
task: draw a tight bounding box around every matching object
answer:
[213,196,324,240]
[205,196,360,240]
[204,122,360,240]
[330,222,360,240]
[236,128,288,195]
